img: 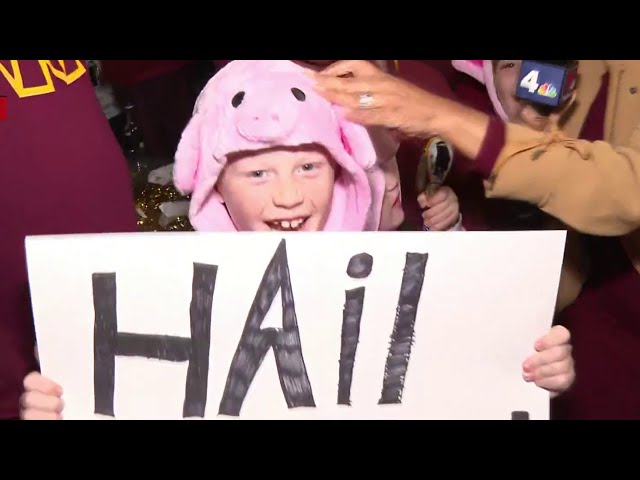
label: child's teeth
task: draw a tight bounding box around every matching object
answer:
[269,218,306,230]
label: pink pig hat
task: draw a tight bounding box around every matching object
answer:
[451,60,509,121]
[174,60,380,232]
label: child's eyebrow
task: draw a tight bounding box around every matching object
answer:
[499,60,517,69]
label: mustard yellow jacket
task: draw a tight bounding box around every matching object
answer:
[486,60,640,278]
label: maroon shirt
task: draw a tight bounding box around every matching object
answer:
[421,61,511,232]
[392,61,459,229]
[0,60,137,419]
[101,60,192,88]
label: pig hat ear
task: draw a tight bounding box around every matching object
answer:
[173,79,236,231]
[173,64,233,197]
[342,123,399,231]
[331,112,382,231]
[337,116,377,171]
[174,114,207,195]
[452,60,509,121]
[173,62,263,231]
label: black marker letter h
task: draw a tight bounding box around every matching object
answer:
[92,263,217,418]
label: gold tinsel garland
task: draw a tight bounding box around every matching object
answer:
[134,182,193,232]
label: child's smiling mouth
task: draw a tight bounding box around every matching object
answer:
[266,216,309,231]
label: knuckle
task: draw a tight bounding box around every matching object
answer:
[21,392,35,408]
[23,371,39,390]
[563,357,575,372]
[554,325,570,341]
[551,346,566,362]
[558,374,572,388]
[22,408,43,421]
[538,365,551,378]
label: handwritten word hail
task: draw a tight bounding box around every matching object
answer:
[0,60,87,98]
[91,239,429,418]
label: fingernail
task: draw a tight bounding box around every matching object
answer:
[534,339,543,350]
[523,361,532,372]
[523,372,532,381]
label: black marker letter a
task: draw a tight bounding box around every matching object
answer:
[218,239,315,417]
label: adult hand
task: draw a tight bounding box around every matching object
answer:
[308,60,445,139]
[308,60,491,160]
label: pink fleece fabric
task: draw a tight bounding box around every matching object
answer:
[451,60,509,121]
[174,60,380,232]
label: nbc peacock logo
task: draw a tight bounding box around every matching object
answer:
[537,83,557,99]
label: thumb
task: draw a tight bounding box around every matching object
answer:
[417,192,429,209]
[535,325,571,351]
[23,372,63,397]
[424,188,447,208]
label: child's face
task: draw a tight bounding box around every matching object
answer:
[378,157,405,231]
[493,60,551,131]
[493,60,527,122]
[217,147,336,232]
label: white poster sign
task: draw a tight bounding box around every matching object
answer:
[25,231,566,420]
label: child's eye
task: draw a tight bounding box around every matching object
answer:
[300,163,315,172]
[249,170,266,178]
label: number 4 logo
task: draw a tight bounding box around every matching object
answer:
[520,70,540,93]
